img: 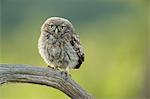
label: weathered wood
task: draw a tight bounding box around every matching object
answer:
[0,64,92,99]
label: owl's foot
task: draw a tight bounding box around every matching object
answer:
[48,65,59,71]
[48,65,54,69]
[60,71,71,80]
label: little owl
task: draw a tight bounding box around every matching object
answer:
[38,17,84,74]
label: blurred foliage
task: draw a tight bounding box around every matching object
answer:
[0,0,148,99]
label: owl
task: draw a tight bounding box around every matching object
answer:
[38,17,84,74]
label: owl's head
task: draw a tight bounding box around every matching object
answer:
[41,17,75,35]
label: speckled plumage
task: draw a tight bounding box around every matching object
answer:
[38,17,84,72]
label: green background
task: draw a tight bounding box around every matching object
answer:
[0,0,148,99]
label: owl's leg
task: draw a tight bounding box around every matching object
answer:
[60,67,71,80]
[66,67,70,75]
[66,67,71,78]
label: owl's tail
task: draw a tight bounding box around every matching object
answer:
[74,54,84,69]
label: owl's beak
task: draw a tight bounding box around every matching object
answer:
[54,28,58,34]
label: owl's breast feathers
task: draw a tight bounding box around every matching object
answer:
[70,34,84,69]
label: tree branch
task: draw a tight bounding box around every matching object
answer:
[0,64,92,99]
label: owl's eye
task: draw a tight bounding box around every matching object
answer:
[61,26,64,29]
[49,25,55,29]
[50,25,54,28]
[50,25,53,27]
[58,26,65,30]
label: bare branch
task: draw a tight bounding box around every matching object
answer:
[0,64,92,99]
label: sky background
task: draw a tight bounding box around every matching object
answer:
[0,0,149,99]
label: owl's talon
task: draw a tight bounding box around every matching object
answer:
[48,65,56,70]
[48,65,53,69]
[61,71,69,80]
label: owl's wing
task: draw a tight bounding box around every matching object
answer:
[70,34,84,69]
